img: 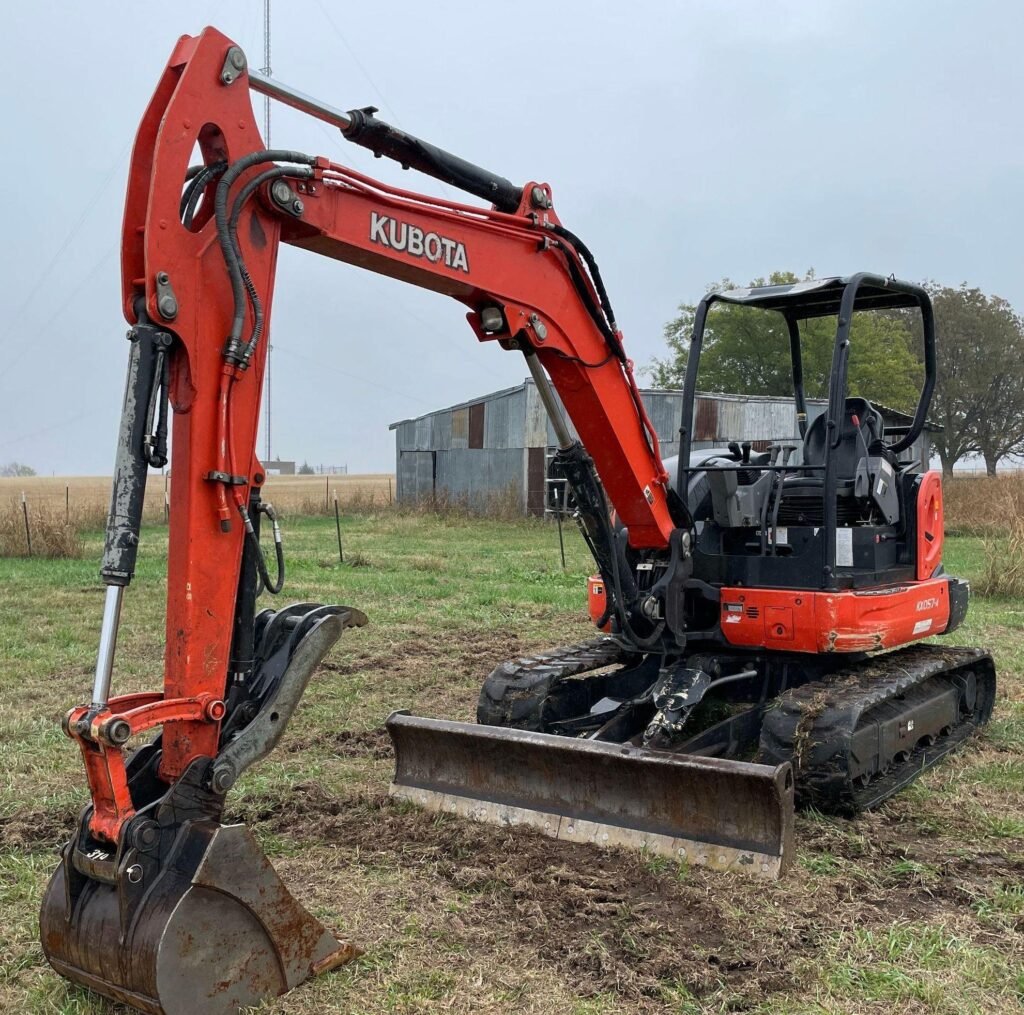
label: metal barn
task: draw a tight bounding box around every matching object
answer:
[390,382,932,515]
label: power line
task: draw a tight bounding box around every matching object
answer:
[311,0,402,123]
[2,141,130,350]
[0,408,106,452]
[273,344,434,408]
[0,239,119,391]
[309,0,454,201]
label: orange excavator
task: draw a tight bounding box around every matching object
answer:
[41,26,995,1015]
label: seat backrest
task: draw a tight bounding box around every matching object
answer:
[803,397,883,481]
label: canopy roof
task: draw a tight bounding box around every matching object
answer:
[708,275,925,318]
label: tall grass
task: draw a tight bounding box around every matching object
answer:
[941,473,1024,598]
[0,499,84,558]
[943,473,1024,537]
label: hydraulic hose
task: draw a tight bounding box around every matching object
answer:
[214,149,316,361]
[181,161,227,229]
[226,164,313,365]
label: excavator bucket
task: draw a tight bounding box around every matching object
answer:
[386,712,795,878]
[40,820,358,1015]
[40,609,364,1014]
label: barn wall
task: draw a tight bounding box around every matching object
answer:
[394,382,931,509]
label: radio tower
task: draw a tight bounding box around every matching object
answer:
[262,0,273,462]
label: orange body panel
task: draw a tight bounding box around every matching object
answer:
[916,471,944,580]
[720,577,952,654]
[587,575,612,631]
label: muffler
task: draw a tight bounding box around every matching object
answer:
[386,712,795,878]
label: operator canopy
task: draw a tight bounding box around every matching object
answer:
[710,275,923,318]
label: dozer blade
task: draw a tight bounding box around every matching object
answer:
[386,712,795,878]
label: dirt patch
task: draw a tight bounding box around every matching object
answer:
[244,785,834,1006]
[321,627,537,686]
[0,804,78,851]
[288,726,394,760]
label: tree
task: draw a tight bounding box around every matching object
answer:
[924,284,1024,477]
[0,461,36,477]
[650,271,923,411]
[298,461,315,475]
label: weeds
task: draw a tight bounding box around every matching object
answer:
[975,512,1024,598]
[0,500,83,558]
[944,471,1024,536]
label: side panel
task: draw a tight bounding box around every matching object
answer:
[916,471,944,580]
[720,577,953,654]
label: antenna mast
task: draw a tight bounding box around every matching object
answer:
[262,0,273,462]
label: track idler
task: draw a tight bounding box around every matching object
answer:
[41,605,366,1014]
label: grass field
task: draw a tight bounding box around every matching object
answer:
[0,473,394,520]
[0,512,1021,1014]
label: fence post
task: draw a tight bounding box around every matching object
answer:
[66,485,70,525]
[325,475,330,511]
[334,493,344,564]
[164,473,170,523]
[555,487,566,570]
[21,492,32,556]
[388,477,393,504]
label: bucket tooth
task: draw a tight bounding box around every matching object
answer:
[386,711,794,878]
[40,818,358,1015]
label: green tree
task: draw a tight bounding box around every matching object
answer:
[925,284,1024,477]
[650,271,923,411]
[0,462,36,477]
[297,461,316,475]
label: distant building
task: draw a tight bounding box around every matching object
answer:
[262,459,296,475]
[390,380,935,515]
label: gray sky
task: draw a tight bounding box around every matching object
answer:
[2,0,1022,475]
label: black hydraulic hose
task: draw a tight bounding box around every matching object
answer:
[243,502,285,595]
[215,149,316,361]
[181,161,228,229]
[178,163,208,218]
[558,246,622,357]
[226,164,313,365]
[548,227,662,466]
[549,224,620,336]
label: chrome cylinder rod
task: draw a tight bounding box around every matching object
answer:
[249,69,353,132]
[525,352,573,450]
[91,585,124,708]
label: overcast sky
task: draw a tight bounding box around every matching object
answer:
[2,1,1022,475]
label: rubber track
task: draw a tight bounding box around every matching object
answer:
[476,638,631,730]
[758,643,997,815]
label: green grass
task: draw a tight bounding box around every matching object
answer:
[0,518,1021,1015]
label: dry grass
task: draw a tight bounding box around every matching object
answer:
[0,476,525,550]
[975,514,1024,598]
[943,472,1024,536]
[0,473,394,524]
[0,499,83,558]
[945,474,1024,598]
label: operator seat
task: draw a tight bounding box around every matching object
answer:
[778,397,885,525]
